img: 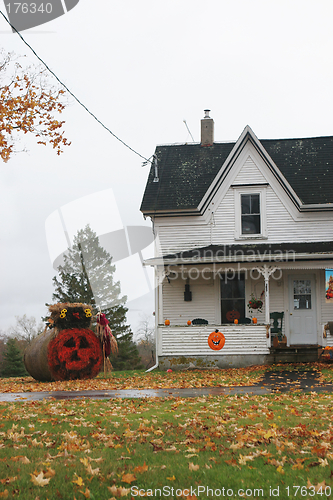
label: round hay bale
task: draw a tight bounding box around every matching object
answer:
[24,328,54,382]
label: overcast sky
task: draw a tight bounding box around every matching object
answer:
[0,0,333,334]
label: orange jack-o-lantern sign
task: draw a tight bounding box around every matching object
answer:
[48,328,102,381]
[208,329,225,351]
[226,310,240,322]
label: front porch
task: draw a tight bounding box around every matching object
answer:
[147,246,333,370]
[157,324,322,369]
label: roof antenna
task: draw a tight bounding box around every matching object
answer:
[153,155,159,183]
[183,119,195,142]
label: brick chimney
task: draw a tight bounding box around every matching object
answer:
[201,109,214,146]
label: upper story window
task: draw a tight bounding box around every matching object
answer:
[234,185,267,239]
[241,193,260,234]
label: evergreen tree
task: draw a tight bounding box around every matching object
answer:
[52,225,142,370]
[1,338,27,377]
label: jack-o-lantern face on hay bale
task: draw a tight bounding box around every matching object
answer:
[208,330,225,351]
[48,328,102,380]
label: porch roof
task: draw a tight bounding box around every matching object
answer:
[144,241,333,265]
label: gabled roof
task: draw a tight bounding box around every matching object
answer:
[140,130,333,216]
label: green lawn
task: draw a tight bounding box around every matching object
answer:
[0,391,332,499]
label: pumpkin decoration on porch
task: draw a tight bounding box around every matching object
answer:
[187,320,192,326]
[24,303,108,381]
[252,317,258,324]
[165,319,170,326]
[234,319,238,324]
[208,329,225,351]
[226,310,240,322]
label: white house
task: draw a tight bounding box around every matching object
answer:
[141,111,333,369]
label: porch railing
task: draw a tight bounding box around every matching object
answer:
[157,324,270,356]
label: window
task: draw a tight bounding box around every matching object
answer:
[234,186,267,239]
[293,279,312,309]
[220,273,245,323]
[241,194,260,234]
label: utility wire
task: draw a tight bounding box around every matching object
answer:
[0,10,152,164]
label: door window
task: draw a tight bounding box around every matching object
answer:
[293,280,311,310]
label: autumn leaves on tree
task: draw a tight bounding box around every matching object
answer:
[0,50,70,162]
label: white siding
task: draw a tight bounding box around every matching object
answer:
[162,276,217,325]
[233,156,267,185]
[159,325,269,355]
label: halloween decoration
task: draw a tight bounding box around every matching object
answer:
[208,330,225,351]
[48,328,102,380]
[234,319,238,324]
[187,320,192,326]
[165,319,170,326]
[24,303,105,381]
[226,310,240,322]
[321,346,333,362]
[96,312,118,373]
[252,317,258,324]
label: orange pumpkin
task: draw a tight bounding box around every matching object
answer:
[252,317,257,324]
[187,320,191,326]
[165,319,170,326]
[208,330,225,351]
[234,319,238,324]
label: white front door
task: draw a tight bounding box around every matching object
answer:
[288,275,317,345]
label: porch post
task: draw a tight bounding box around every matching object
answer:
[257,265,278,325]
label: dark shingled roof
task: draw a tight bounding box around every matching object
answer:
[261,136,333,205]
[140,135,333,214]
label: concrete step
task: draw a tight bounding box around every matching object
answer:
[268,345,321,363]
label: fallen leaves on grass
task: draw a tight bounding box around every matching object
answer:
[108,485,131,497]
[133,462,148,473]
[11,455,30,464]
[30,471,51,487]
[0,365,267,393]
[121,473,136,484]
[0,477,16,485]
[79,487,91,498]
[307,479,328,492]
[73,475,84,487]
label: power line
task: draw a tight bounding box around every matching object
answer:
[0,9,152,164]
